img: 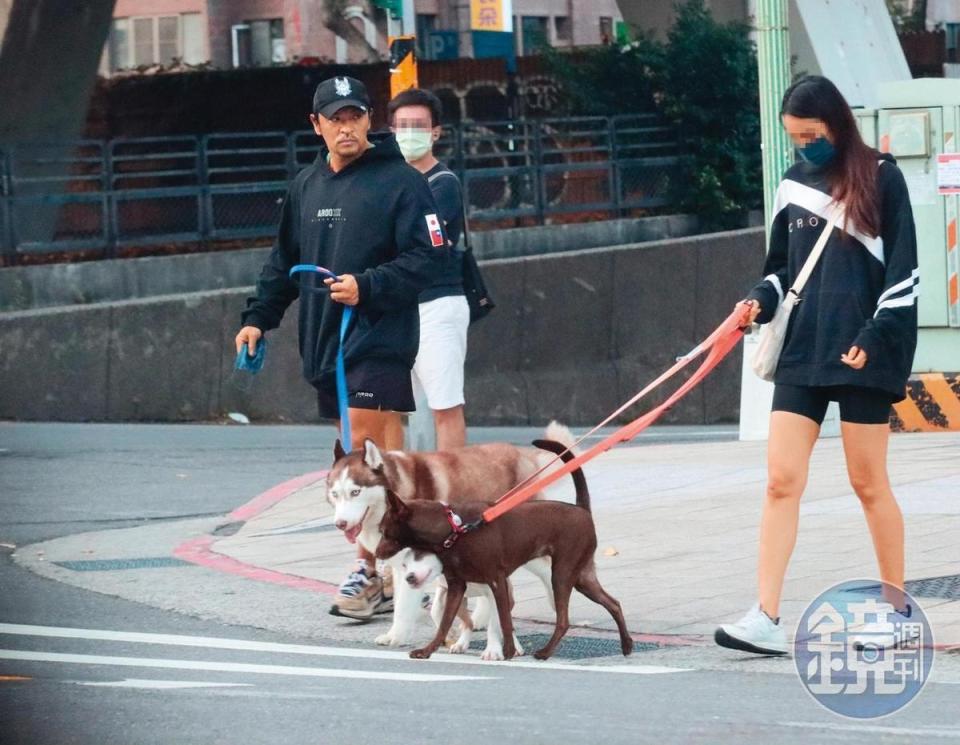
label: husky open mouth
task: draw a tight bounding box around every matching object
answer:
[343,507,369,544]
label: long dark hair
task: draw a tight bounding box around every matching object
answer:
[781,76,880,238]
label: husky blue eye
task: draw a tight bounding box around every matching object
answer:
[350,489,361,497]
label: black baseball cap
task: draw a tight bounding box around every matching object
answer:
[313,76,371,119]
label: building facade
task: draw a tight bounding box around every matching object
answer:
[100,0,623,74]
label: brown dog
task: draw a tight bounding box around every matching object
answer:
[376,440,633,661]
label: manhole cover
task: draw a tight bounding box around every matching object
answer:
[469,633,656,660]
[906,574,960,599]
[843,574,960,600]
[55,557,189,571]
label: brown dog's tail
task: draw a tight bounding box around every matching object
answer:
[532,439,591,513]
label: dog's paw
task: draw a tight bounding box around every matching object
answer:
[409,647,432,659]
[480,646,505,661]
[375,630,410,647]
[449,639,470,654]
[533,647,552,660]
[513,638,525,657]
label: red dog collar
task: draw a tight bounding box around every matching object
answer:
[440,504,483,550]
[443,504,466,533]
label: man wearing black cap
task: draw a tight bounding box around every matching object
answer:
[235,75,447,619]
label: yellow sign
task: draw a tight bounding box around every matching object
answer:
[389,36,418,98]
[470,0,513,33]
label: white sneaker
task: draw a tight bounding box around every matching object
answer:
[715,603,789,656]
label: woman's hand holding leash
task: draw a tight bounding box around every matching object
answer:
[733,299,761,328]
[841,345,868,369]
[325,274,359,306]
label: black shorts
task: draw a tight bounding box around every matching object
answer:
[316,358,415,420]
[772,384,895,425]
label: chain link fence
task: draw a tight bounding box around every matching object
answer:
[0,115,678,262]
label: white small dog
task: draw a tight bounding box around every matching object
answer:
[397,547,527,660]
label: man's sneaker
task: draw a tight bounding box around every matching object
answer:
[848,603,913,651]
[715,603,789,656]
[330,564,384,621]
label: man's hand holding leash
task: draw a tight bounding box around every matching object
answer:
[325,274,359,306]
[235,326,263,356]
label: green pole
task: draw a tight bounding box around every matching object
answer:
[754,0,793,234]
[740,0,795,444]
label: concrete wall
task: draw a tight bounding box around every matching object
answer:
[0,215,699,313]
[0,227,765,425]
[464,227,763,426]
[0,249,271,313]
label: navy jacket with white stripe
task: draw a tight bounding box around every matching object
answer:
[747,153,918,401]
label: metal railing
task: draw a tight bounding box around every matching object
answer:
[0,115,678,260]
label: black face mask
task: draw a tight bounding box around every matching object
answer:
[797,136,836,167]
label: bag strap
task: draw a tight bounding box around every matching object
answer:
[428,169,470,250]
[789,209,839,298]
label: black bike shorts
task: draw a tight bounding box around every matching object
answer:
[772,384,894,425]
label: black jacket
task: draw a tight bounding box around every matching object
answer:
[241,132,448,390]
[747,153,918,401]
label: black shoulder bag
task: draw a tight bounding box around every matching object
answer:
[459,199,495,324]
[428,168,495,324]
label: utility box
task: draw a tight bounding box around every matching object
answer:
[854,109,878,148]
[875,79,960,373]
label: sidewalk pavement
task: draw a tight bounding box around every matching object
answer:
[185,431,960,647]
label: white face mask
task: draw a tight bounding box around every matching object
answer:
[395,129,433,162]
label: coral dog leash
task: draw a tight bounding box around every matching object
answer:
[481,303,753,524]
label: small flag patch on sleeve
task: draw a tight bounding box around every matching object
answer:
[425,213,445,248]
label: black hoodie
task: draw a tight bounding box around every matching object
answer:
[747,153,918,401]
[241,132,447,390]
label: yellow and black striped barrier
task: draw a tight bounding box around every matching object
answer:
[891,373,960,432]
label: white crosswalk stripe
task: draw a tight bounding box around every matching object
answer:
[0,623,690,676]
[69,678,252,690]
[0,649,492,683]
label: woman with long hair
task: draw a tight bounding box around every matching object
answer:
[715,75,919,655]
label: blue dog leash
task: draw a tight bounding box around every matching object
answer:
[289,264,353,447]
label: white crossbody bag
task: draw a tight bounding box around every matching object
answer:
[751,210,839,381]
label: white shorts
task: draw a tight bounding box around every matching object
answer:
[412,295,470,411]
